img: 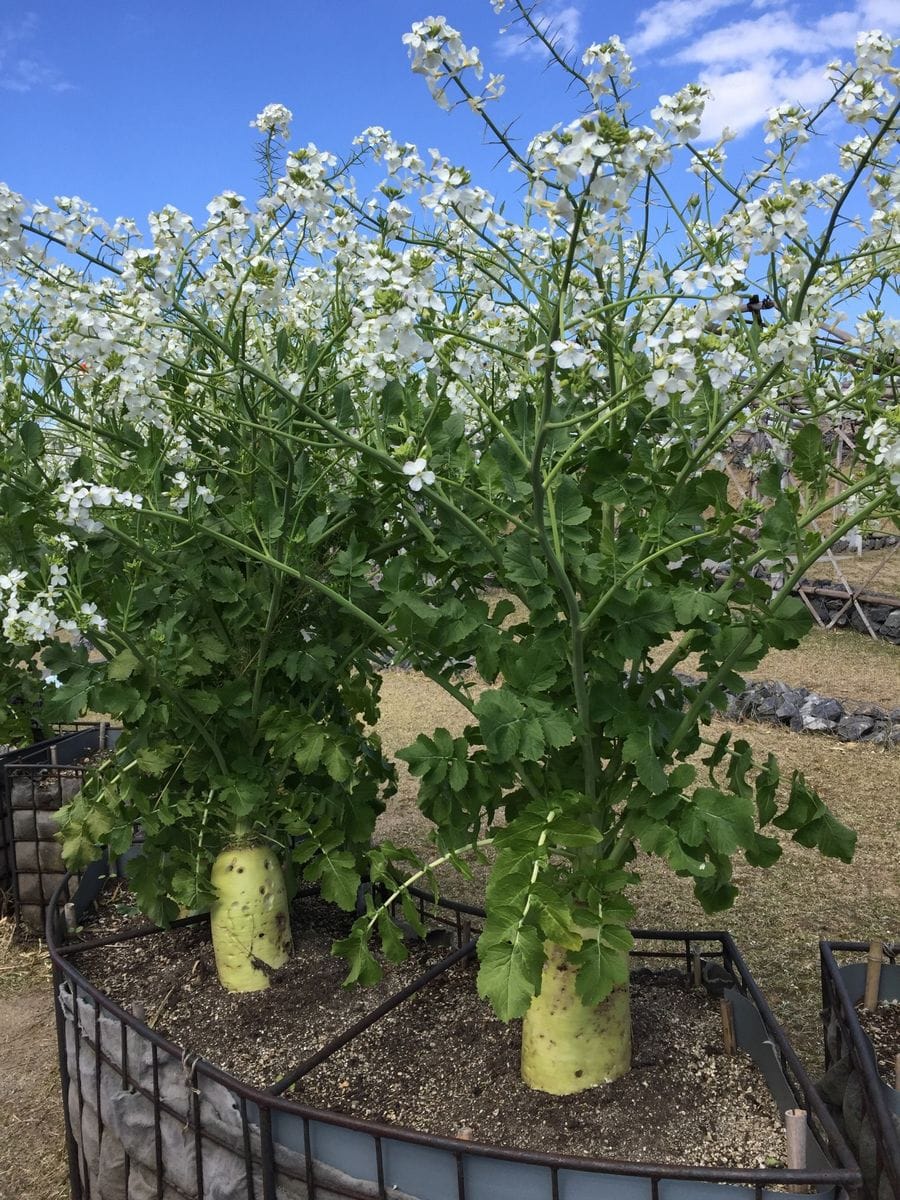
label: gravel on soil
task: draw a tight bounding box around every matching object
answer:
[72,890,790,1170]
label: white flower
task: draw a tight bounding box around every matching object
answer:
[551,339,588,370]
[402,457,436,491]
[0,569,26,591]
[250,104,293,139]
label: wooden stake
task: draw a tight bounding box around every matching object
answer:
[691,951,703,989]
[50,744,59,767]
[720,996,737,1054]
[785,1108,807,1192]
[863,940,883,1011]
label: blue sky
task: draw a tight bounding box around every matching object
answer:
[2,0,898,226]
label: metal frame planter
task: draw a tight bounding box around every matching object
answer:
[820,940,900,1199]
[47,868,862,1200]
[1,730,70,900]
[2,722,121,930]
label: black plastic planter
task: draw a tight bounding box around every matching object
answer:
[820,940,900,1199]
[47,867,862,1200]
[1,722,121,930]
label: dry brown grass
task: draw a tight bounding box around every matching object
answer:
[0,918,67,1200]
[807,544,900,596]
[654,626,900,710]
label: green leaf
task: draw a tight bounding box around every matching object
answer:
[745,832,782,868]
[476,922,544,1020]
[107,649,140,681]
[694,872,739,913]
[20,420,45,460]
[323,741,352,783]
[475,689,545,763]
[333,921,384,987]
[376,911,409,964]
[294,729,326,774]
[502,535,548,589]
[773,771,822,831]
[134,745,179,776]
[764,596,811,650]
[792,423,826,485]
[529,885,581,950]
[397,732,449,783]
[304,849,359,910]
[185,689,220,715]
[680,788,756,855]
[194,632,228,664]
[792,808,856,863]
[622,729,668,795]
[570,932,630,1006]
[553,476,591,526]
[93,681,143,719]
[754,754,780,825]
[307,514,329,544]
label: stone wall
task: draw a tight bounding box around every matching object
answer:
[726,681,900,746]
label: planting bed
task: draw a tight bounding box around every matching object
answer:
[1,722,119,930]
[819,942,900,1200]
[72,887,785,1167]
[49,871,861,1200]
[857,1001,900,1089]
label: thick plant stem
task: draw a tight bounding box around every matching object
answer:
[521,942,631,1094]
[210,844,292,992]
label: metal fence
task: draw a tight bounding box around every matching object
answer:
[46,867,862,1200]
[820,940,900,1200]
[1,722,120,930]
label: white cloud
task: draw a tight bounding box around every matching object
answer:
[675,8,879,66]
[495,3,582,61]
[629,0,899,140]
[629,0,741,54]
[0,13,72,94]
[697,58,833,138]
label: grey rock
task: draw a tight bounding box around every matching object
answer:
[775,700,800,721]
[861,727,890,745]
[810,698,844,723]
[881,610,900,635]
[836,715,875,741]
[802,716,836,732]
[755,696,780,717]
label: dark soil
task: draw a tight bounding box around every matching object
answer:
[71,889,788,1169]
[857,999,900,1088]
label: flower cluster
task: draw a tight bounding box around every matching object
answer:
[166,472,217,513]
[56,481,144,534]
[402,16,482,110]
[250,103,293,138]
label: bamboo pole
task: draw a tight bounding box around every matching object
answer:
[720,996,736,1054]
[864,940,883,1011]
[785,1108,808,1192]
